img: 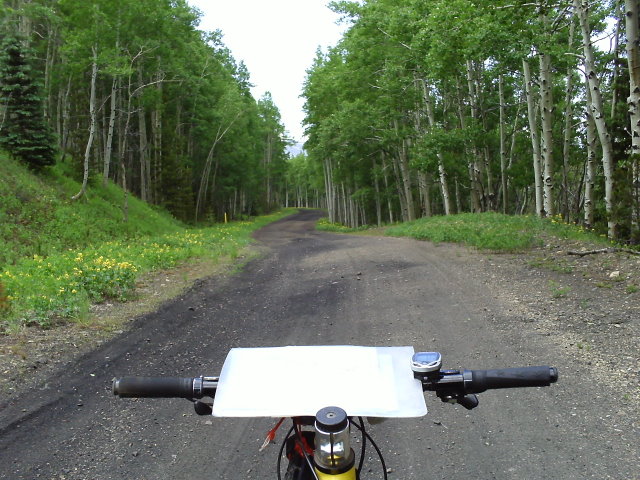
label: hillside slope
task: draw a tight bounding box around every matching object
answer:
[0,154,183,267]
[0,154,294,331]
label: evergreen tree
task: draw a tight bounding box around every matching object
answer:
[0,34,56,170]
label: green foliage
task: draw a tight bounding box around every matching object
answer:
[385,212,611,252]
[0,172,295,330]
[303,0,637,241]
[4,0,290,224]
[0,34,56,170]
[316,217,371,233]
[0,281,9,314]
[0,154,182,266]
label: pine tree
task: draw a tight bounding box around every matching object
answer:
[0,35,56,170]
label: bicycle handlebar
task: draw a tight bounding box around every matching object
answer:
[112,366,556,402]
[466,366,558,393]
[112,376,218,399]
[419,366,557,409]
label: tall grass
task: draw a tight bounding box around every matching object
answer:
[0,157,183,266]
[386,212,611,251]
[0,210,293,331]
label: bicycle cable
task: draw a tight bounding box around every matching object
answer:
[351,420,388,480]
[276,424,295,480]
[356,417,367,474]
[294,421,320,480]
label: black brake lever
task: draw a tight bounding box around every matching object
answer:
[456,394,479,410]
[435,391,479,410]
[194,400,213,416]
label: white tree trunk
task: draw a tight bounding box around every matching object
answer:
[523,59,544,216]
[499,74,508,213]
[381,153,394,223]
[465,61,483,212]
[539,51,554,217]
[372,156,382,226]
[72,46,98,201]
[151,72,163,203]
[417,171,432,217]
[625,0,640,227]
[575,0,616,238]
[455,76,481,212]
[562,18,576,220]
[422,81,452,214]
[103,77,117,186]
[138,104,149,202]
[195,111,242,222]
[584,74,597,229]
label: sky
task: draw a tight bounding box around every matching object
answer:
[186,0,348,144]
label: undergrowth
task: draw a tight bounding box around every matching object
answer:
[316,217,371,233]
[0,153,295,331]
[0,210,293,332]
[322,212,613,252]
[0,157,182,266]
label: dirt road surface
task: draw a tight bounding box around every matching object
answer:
[0,210,637,479]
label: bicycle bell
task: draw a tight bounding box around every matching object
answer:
[314,406,355,475]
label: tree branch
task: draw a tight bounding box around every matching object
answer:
[377,28,412,50]
[567,247,640,256]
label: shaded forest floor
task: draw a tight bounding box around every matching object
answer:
[1,232,638,412]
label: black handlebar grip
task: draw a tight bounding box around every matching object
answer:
[112,377,195,398]
[467,366,558,394]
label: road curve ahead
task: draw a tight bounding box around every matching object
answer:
[0,209,635,479]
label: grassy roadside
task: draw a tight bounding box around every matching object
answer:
[0,150,297,333]
[318,212,614,252]
[0,209,295,333]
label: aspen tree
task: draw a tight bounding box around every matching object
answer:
[574,0,616,238]
[523,59,545,217]
[72,45,97,201]
[625,0,640,228]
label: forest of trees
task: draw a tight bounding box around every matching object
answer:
[0,0,290,222]
[3,0,640,243]
[299,0,640,242]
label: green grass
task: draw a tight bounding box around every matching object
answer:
[316,217,371,233]
[0,153,295,331]
[385,212,612,252]
[549,280,571,299]
[319,212,614,252]
[0,210,293,332]
[0,156,183,266]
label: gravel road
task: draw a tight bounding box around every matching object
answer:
[0,209,637,479]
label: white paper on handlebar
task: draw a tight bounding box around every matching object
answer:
[211,345,428,418]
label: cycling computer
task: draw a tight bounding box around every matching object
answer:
[411,352,442,374]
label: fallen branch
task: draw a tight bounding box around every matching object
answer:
[568,247,640,257]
